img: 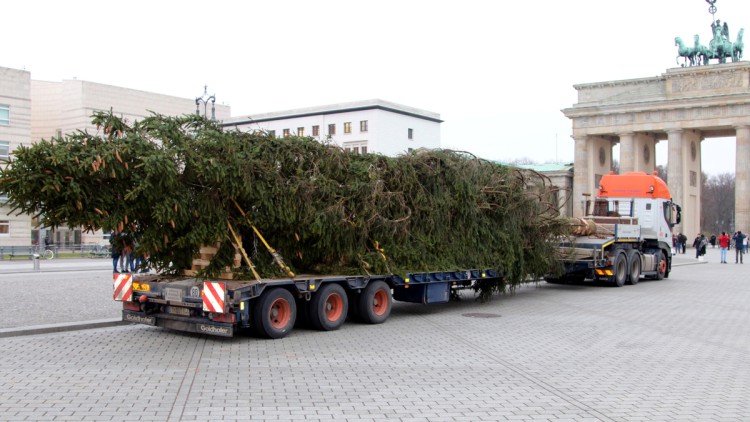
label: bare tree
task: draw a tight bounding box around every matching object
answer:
[611,159,620,174]
[507,157,537,165]
[655,165,668,183]
[701,172,735,235]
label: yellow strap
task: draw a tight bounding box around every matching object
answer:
[227,221,261,281]
[231,199,295,278]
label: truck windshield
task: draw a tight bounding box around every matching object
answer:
[592,199,633,217]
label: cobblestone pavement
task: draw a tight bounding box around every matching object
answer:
[0,248,749,421]
[0,269,120,329]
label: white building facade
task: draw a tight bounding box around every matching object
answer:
[223,99,442,156]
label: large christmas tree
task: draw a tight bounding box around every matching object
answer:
[0,111,568,293]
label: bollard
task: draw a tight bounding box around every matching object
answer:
[32,253,40,271]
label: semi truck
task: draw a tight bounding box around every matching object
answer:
[113,171,680,338]
[545,171,681,287]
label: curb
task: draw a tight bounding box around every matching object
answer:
[0,318,128,338]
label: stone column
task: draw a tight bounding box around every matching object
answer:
[667,129,684,233]
[736,126,750,232]
[573,135,589,217]
[619,132,635,173]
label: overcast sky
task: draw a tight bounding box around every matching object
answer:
[5,0,750,175]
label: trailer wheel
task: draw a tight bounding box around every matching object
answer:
[655,251,667,280]
[357,280,392,324]
[611,251,627,287]
[309,283,348,331]
[252,288,296,339]
[626,250,641,285]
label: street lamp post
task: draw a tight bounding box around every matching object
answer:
[195,85,216,121]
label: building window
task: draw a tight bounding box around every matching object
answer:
[360,120,368,132]
[0,220,8,236]
[312,125,320,136]
[297,127,304,137]
[328,124,336,135]
[267,130,276,138]
[0,141,9,162]
[56,129,63,139]
[344,122,352,134]
[343,141,368,155]
[283,129,290,138]
[0,105,8,126]
[408,128,413,140]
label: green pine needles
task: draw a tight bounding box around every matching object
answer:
[0,111,569,296]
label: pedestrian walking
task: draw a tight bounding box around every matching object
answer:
[733,231,746,264]
[675,233,684,255]
[693,234,707,260]
[718,231,730,263]
[710,234,717,248]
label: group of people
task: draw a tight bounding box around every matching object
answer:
[110,231,146,273]
[674,233,688,254]
[684,231,747,264]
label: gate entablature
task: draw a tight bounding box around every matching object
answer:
[565,62,750,138]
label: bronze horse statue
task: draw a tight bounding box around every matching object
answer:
[676,26,745,66]
[734,28,745,61]
[675,37,697,66]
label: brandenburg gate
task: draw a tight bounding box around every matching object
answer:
[563,61,750,238]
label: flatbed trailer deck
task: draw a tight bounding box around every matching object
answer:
[115,268,502,338]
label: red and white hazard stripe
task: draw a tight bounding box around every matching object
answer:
[113,273,133,302]
[202,282,226,313]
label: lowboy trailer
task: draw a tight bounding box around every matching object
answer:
[114,269,501,339]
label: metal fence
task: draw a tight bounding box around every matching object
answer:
[0,244,111,260]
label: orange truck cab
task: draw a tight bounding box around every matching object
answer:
[549,172,681,287]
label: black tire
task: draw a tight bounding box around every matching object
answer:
[308,283,348,331]
[626,250,641,285]
[655,251,667,280]
[357,280,392,324]
[252,288,297,339]
[611,251,627,287]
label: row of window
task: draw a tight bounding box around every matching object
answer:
[0,105,8,126]
[268,122,414,141]
[0,140,7,204]
[272,120,369,138]
[343,141,368,155]
[0,141,9,161]
[1,107,12,205]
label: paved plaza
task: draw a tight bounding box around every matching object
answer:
[0,248,748,421]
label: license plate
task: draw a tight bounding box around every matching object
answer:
[168,306,191,316]
[164,288,183,302]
